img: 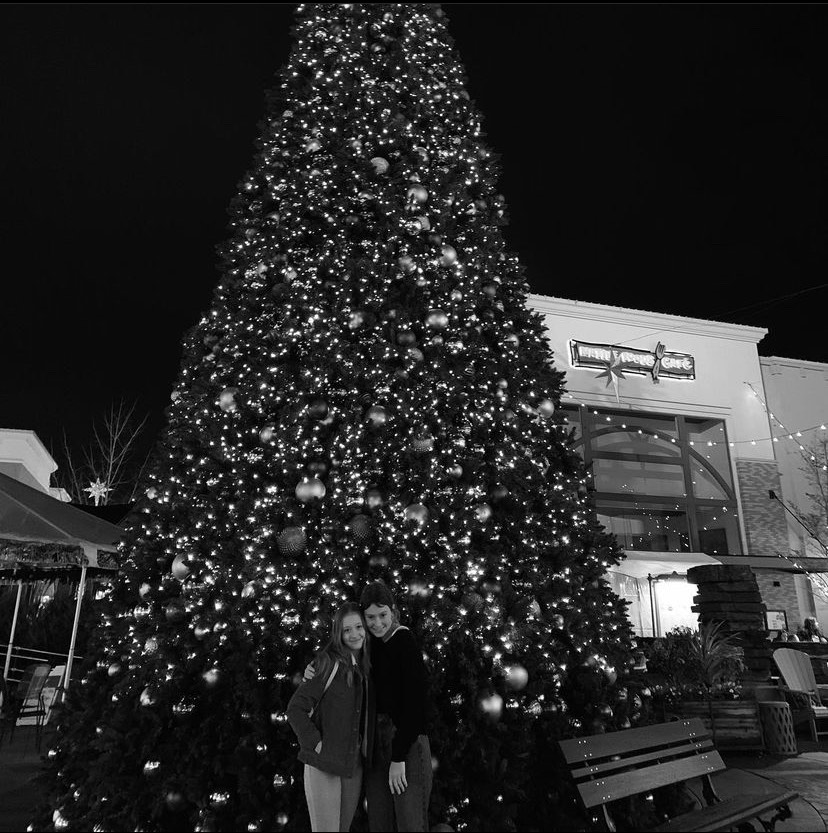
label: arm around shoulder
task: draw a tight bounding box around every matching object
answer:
[286,653,334,751]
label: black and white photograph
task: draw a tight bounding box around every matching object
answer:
[2,4,828,831]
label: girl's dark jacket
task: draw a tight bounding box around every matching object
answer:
[287,652,375,778]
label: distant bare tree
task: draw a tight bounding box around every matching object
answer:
[56,401,151,504]
[774,439,828,604]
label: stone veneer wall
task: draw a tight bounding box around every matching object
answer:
[688,564,771,686]
[735,460,789,556]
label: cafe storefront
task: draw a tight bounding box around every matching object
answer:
[529,294,820,637]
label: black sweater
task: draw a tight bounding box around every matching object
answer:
[371,626,429,762]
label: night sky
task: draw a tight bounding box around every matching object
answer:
[2,4,827,475]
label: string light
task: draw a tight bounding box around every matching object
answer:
[41,6,636,831]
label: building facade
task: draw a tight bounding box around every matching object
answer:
[0,428,70,502]
[530,295,825,638]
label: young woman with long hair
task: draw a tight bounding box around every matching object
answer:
[359,581,432,832]
[287,602,374,832]
[303,583,432,831]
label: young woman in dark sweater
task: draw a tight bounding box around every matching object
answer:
[305,582,432,832]
[359,581,432,833]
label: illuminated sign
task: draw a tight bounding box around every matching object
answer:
[570,340,695,382]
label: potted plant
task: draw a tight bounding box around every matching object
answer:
[648,623,763,750]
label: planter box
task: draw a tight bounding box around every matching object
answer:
[676,701,763,751]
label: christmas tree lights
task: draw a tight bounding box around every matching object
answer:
[35,6,635,832]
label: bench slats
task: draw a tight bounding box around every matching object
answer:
[559,719,712,763]
[653,790,798,832]
[569,737,716,781]
[578,751,726,808]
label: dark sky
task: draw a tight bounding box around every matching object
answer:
[2,4,828,476]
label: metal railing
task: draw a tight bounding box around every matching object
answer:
[0,644,82,685]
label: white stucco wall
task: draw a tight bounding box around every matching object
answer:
[528,295,772,465]
[0,428,59,494]
[760,356,828,556]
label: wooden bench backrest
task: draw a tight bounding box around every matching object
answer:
[558,718,726,808]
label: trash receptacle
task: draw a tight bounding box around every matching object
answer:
[758,700,798,756]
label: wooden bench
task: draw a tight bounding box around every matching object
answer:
[559,718,797,832]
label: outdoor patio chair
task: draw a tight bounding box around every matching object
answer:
[773,647,828,741]
[1,662,52,751]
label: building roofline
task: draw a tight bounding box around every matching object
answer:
[0,428,58,473]
[760,355,828,372]
[529,293,769,344]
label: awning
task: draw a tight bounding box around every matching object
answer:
[0,470,123,574]
[608,550,721,581]
[0,470,125,689]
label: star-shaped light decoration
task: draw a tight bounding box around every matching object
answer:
[594,350,626,403]
[84,478,111,507]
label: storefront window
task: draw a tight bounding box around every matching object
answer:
[591,413,680,457]
[695,504,741,556]
[596,500,691,552]
[686,417,733,490]
[564,405,742,555]
[593,459,687,498]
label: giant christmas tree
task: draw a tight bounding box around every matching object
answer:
[37,5,635,832]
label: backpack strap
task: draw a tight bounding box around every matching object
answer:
[309,661,339,718]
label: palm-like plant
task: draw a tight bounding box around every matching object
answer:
[683,621,745,742]
[685,621,744,699]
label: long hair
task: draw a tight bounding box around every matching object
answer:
[318,602,370,687]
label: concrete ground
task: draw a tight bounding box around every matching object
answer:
[0,726,47,833]
[3,727,828,831]
[715,748,828,832]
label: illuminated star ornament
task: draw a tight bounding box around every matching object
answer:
[594,350,626,403]
[84,478,111,506]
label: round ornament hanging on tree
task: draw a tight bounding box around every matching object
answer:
[308,398,328,420]
[365,489,384,509]
[370,156,389,174]
[411,429,434,453]
[219,388,238,412]
[537,398,556,418]
[295,477,326,502]
[474,502,492,522]
[404,503,429,525]
[439,245,457,266]
[347,514,371,541]
[194,622,211,640]
[365,405,388,427]
[171,553,190,581]
[425,309,449,329]
[277,526,308,555]
[398,255,416,273]
[505,665,529,691]
[407,184,428,204]
[259,423,276,443]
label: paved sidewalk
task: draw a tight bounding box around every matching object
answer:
[0,727,46,833]
[4,727,828,831]
[714,751,828,832]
